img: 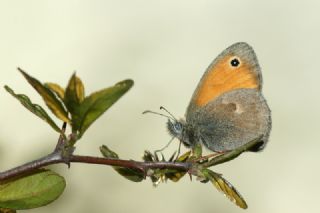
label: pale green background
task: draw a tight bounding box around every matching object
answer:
[0,1,319,213]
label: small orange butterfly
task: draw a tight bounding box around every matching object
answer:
[166,42,271,152]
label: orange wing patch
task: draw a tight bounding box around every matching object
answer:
[194,55,260,107]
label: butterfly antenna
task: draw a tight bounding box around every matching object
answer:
[160,106,177,121]
[142,110,174,121]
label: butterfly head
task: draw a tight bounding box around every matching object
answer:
[167,119,198,148]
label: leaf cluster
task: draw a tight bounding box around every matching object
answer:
[1,69,133,211]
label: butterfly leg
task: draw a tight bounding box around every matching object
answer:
[192,151,228,163]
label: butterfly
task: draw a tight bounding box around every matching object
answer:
[166,42,271,152]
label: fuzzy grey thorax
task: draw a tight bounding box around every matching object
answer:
[166,119,200,148]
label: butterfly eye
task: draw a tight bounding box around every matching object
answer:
[174,122,182,132]
[230,57,240,67]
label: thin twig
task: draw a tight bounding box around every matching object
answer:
[0,152,192,181]
[0,152,62,181]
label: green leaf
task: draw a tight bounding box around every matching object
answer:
[75,79,134,137]
[0,208,16,213]
[191,143,202,158]
[100,145,144,182]
[4,86,62,134]
[112,167,144,183]
[18,68,70,123]
[202,135,263,168]
[202,169,247,209]
[0,169,66,210]
[64,73,85,115]
[100,145,119,159]
[165,151,191,182]
[44,82,65,101]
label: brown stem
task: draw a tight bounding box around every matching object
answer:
[0,152,191,181]
[70,155,191,170]
[0,152,63,181]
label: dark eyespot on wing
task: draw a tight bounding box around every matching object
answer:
[230,58,240,67]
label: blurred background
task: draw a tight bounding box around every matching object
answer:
[0,1,319,212]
